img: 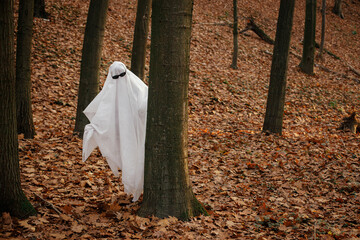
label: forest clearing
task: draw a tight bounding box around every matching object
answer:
[1,0,359,239]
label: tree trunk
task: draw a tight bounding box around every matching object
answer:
[33,0,49,19]
[318,0,326,59]
[16,0,35,139]
[263,0,296,135]
[332,0,344,18]
[138,0,207,220]
[231,0,238,69]
[131,0,152,80]
[0,0,36,219]
[74,0,109,136]
[299,0,317,75]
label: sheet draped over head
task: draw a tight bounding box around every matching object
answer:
[82,61,148,202]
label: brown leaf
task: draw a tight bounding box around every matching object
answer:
[60,214,73,222]
[18,219,35,232]
[1,212,12,231]
[71,222,87,233]
[62,204,73,214]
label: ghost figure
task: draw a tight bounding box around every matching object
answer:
[82,61,148,201]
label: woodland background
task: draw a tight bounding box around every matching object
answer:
[1,0,359,239]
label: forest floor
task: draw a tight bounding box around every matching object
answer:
[1,0,360,239]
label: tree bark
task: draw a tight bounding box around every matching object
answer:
[16,0,35,139]
[231,0,238,69]
[131,0,152,80]
[74,0,109,136]
[244,18,275,45]
[0,0,36,219]
[139,0,207,220]
[263,0,296,135]
[33,0,49,19]
[332,0,344,19]
[299,0,317,75]
[318,0,326,59]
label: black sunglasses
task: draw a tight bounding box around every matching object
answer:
[112,71,126,79]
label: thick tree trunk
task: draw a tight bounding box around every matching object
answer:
[231,0,238,69]
[139,0,207,220]
[16,0,35,139]
[131,0,151,80]
[263,0,296,135]
[33,0,49,19]
[74,0,109,136]
[332,0,344,18]
[299,0,317,75]
[0,0,36,219]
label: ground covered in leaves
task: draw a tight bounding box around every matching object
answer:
[1,0,360,239]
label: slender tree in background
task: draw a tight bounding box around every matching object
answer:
[34,0,49,19]
[0,0,36,218]
[332,0,344,19]
[263,0,296,134]
[16,0,35,139]
[131,0,152,80]
[231,0,239,70]
[318,0,326,59]
[139,0,207,220]
[74,0,109,136]
[299,0,317,75]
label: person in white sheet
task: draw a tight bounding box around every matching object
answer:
[82,61,148,202]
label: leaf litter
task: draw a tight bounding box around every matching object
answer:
[2,0,359,239]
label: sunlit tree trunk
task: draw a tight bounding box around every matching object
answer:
[16,0,35,139]
[0,0,36,219]
[299,0,316,75]
[139,0,207,220]
[332,0,344,19]
[263,0,296,134]
[131,0,152,80]
[74,0,109,136]
[231,0,238,69]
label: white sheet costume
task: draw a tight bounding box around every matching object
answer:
[82,61,148,201]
